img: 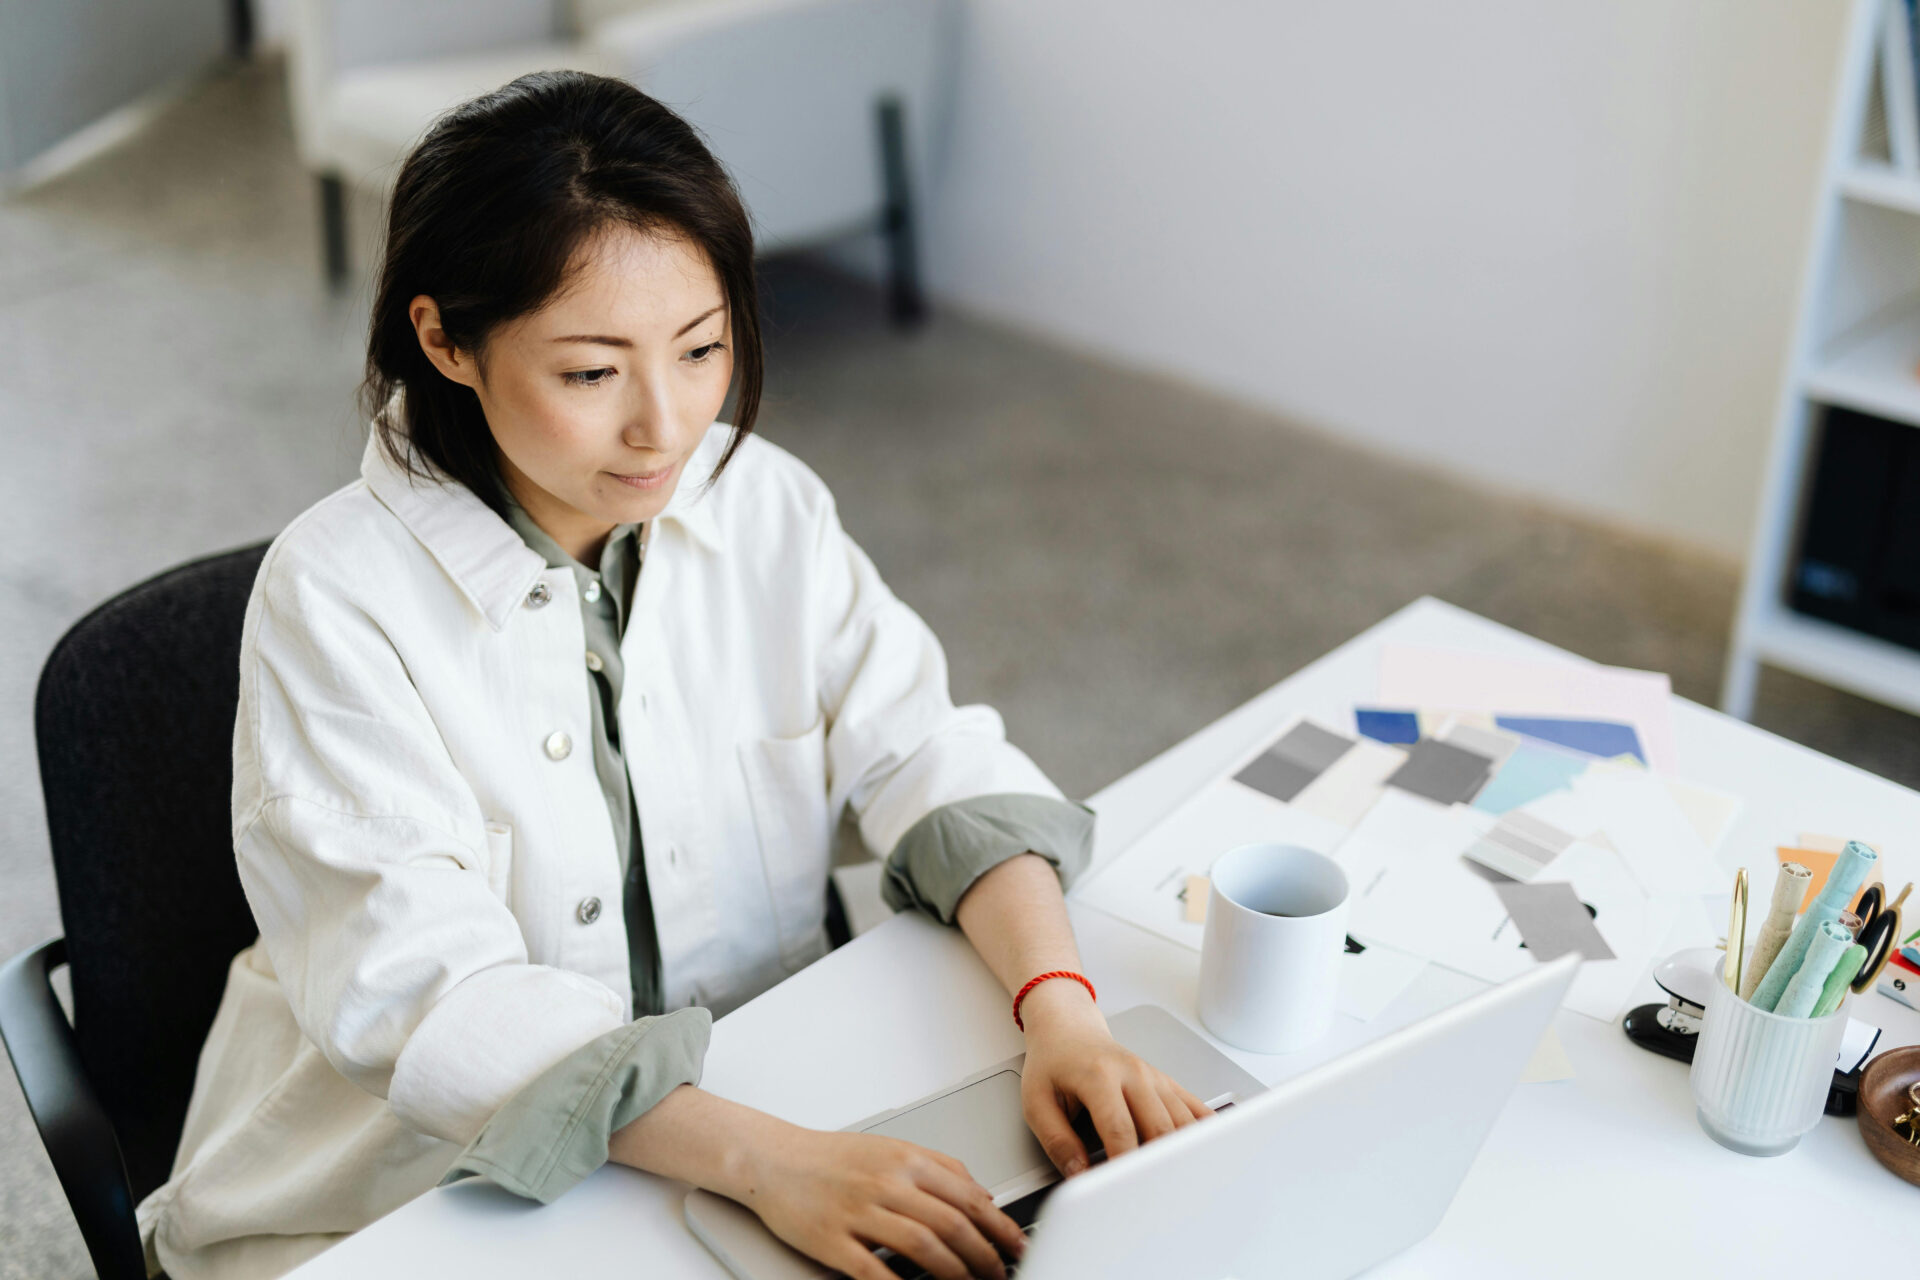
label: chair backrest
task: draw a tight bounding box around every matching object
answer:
[34,543,271,1201]
[285,0,566,164]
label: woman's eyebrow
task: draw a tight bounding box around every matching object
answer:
[549,303,724,347]
[673,303,724,337]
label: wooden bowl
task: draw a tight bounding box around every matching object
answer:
[1857,1045,1920,1188]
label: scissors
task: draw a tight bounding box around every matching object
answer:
[1850,881,1911,993]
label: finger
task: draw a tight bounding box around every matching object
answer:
[906,1189,1008,1280]
[1123,1077,1178,1144]
[1175,1082,1216,1118]
[1084,1080,1140,1162]
[916,1158,1026,1261]
[1160,1084,1198,1129]
[1024,1088,1093,1177]
[862,1207,972,1280]
[825,1241,899,1280]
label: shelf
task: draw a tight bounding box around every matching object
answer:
[1749,607,1920,719]
[1803,300,1920,427]
[1838,162,1920,215]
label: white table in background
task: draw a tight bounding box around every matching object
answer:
[291,598,1920,1279]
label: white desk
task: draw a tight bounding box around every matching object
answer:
[293,598,1920,1278]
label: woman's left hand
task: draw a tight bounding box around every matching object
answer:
[1013,979,1214,1177]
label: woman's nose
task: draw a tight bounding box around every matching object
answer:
[619,374,681,449]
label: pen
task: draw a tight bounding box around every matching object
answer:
[1777,919,1854,1018]
[1740,862,1811,1002]
[1724,868,1747,993]
[1751,841,1877,1012]
[1810,944,1867,1018]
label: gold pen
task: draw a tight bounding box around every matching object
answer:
[1724,867,1748,993]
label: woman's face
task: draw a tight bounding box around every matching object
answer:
[410,223,734,560]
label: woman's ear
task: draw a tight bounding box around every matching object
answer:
[409,295,480,389]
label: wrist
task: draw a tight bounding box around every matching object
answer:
[714,1105,798,1206]
[1017,973,1102,1037]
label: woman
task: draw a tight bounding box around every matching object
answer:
[138,71,1211,1280]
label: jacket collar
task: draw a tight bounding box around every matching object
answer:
[360,417,733,632]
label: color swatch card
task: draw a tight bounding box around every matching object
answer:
[1234,721,1356,803]
[1494,716,1646,766]
[1385,738,1495,805]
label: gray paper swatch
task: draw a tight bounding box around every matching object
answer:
[1385,738,1493,805]
[1235,721,1355,802]
[1271,721,1354,772]
[1234,753,1321,803]
[1494,880,1615,962]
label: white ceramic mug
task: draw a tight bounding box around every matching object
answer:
[1197,843,1350,1054]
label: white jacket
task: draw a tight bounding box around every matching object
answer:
[138,422,1062,1279]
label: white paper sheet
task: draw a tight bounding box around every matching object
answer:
[1570,767,1727,897]
[1377,644,1679,773]
[1332,792,1667,1021]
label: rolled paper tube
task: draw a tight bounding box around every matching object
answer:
[1810,944,1868,1019]
[1741,862,1813,1001]
[1777,919,1854,1018]
[1752,841,1878,1011]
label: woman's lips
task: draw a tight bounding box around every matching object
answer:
[610,462,677,490]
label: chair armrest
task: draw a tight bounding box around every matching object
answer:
[0,938,146,1280]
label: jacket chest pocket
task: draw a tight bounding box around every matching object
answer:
[738,718,832,970]
[483,821,514,908]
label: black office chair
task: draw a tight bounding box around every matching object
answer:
[0,542,269,1280]
[1,538,858,1279]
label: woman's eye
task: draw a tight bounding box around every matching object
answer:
[685,342,726,364]
[562,368,615,387]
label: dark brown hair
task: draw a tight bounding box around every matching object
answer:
[361,70,761,513]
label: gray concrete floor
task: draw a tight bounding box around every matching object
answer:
[5,58,1917,1279]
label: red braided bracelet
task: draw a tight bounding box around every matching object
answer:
[1012,970,1096,1031]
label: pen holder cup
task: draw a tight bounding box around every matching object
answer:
[1690,980,1846,1157]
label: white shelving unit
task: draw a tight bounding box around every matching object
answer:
[1724,0,1920,720]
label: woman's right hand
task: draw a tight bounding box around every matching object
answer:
[736,1126,1026,1280]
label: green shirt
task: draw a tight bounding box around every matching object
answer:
[499,501,663,1015]
[444,502,1096,1203]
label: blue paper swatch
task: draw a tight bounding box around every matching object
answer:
[1355,707,1421,745]
[1494,716,1646,766]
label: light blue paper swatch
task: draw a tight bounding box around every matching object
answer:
[1471,744,1588,815]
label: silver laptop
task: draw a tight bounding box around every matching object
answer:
[688,952,1577,1279]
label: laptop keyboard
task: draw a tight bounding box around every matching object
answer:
[865,1183,1053,1280]
[842,1101,1236,1279]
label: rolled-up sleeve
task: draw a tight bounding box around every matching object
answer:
[441,1007,710,1202]
[882,793,1096,924]
[806,485,1073,865]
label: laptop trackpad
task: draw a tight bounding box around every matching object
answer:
[858,1070,1048,1191]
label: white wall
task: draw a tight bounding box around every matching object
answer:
[922,0,1849,559]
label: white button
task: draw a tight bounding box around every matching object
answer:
[583,579,602,603]
[576,896,602,925]
[525,582,552,609]
[543,731,572,761]
[585,651,604,673]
